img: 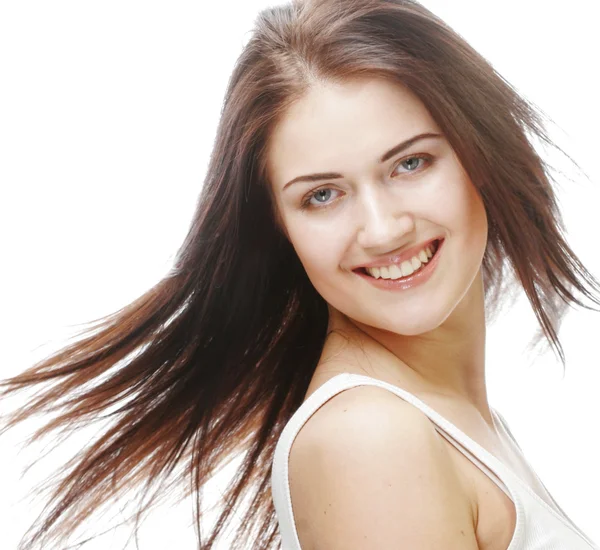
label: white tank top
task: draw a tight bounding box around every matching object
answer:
[270,373,599,549]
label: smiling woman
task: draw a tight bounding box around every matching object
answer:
[1,1,600,550]
[267,78,490,338]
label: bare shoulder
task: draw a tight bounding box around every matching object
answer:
[289,385,479,550]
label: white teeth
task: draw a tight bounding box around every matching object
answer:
[400,260,414,277]
[388,264,402,278]
[364,241,438,280]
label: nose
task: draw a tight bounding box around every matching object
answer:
[355,186,416,252]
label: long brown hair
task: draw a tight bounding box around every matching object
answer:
[2,1,599,548]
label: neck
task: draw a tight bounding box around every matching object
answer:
[325,271,492,423]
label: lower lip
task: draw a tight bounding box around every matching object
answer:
[353,239,445,291]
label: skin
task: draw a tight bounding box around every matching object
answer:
[266,75,497,430]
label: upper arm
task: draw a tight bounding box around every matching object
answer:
[289,386,479,550]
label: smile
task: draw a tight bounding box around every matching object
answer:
[365,240,439,279]
[353,238,444,291]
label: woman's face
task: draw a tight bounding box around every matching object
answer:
[266,77,488,337]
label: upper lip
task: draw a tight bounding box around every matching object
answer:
[351,237,443,270]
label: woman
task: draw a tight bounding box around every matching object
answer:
[2,0,599,549]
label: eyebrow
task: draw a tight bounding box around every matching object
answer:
[282,132,444,191]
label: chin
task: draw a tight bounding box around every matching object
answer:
[352,310,448,337]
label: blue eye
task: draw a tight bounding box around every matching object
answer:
[312,188,335,204]
[300,153,433,210]
[300,187,341,210]
[392,154,431,175]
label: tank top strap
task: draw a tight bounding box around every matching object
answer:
[271,372,600,550]
[271,371,527,550]
[327,373,525,499]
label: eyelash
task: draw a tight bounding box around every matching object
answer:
[299,153,433,210]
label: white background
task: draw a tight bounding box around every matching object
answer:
[1,1,599,548]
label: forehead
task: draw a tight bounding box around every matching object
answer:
[267,77,440,189]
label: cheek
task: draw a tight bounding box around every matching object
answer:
[295,234,340,276]
[463,184,488,238]
[287,221,350,284]
[452,182,489,271]
[442,168,487,235]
